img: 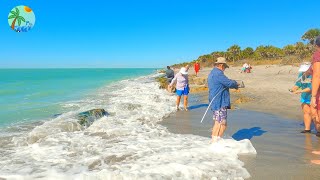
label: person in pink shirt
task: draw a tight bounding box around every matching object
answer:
[169,67,189,111]
[309,36,320,164]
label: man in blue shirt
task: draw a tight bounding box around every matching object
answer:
[208,57,239,142]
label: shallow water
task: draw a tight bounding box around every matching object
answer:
[161,98,320,180]
[0,74,256,179]
[0,68,155,127]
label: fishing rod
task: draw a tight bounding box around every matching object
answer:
[200,88,226,123]
[200,80,244,123]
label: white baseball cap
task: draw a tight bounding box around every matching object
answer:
[298,62,311,72]
[180,67,188,75]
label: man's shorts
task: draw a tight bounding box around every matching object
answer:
[176,85,189,96]
[213,107,227,125]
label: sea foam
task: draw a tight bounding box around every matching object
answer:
[0,74,256,179]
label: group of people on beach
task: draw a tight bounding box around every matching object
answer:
[241,63,252,73]
[165,57,239,142]
[165,36,320,164]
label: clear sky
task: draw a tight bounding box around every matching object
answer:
[0,0,319,68]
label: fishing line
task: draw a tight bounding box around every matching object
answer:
[200,88,226,123]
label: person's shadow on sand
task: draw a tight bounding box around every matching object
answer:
[188,104,208,110]
[232,127,267,141]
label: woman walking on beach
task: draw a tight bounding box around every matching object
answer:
[208,57,238,142]
[169,67,189,111]
[290,62,312,133]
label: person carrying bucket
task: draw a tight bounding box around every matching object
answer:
[207,57,239,142]
[289,62,312,134]
[169,67,189,111]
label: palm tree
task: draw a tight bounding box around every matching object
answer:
[241,47,254,59]
[8,7,25,30]
[227,45,241,63]
[302,29,320,45]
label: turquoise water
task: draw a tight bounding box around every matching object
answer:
[0,68,155,127]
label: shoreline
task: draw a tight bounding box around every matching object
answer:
[159,93,320,179]
[0,69,157,128]
[0,72,257,179]
[158,65,320,179]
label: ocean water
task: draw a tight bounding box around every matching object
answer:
[0,69,256,179]
[0,68,154,127]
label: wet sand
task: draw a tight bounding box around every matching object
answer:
[160,95,320,179]
[160,65,320,179]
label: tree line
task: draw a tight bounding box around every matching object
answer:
[172,28,320,68]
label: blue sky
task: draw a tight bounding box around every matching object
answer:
[0,0,319,68]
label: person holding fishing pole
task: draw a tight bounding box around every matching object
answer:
[208,57,239,142]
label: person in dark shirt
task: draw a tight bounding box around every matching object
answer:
[166,66,174,83]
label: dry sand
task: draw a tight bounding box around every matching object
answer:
[161,65,320,179]
[193,65,302,120]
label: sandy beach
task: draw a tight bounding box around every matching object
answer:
[161,65,320,179]
[189,65,303,120]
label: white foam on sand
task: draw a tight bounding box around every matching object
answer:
[0,74,256,180]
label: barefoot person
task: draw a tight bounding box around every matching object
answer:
[169,67,189,111]
[309,36,320,137]
[309,36,320,164]
[208,57,238,142]
[166,66,175,93]
[290,62,312,133]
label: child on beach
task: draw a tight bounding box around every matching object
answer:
[169,67,189,111]
[290,62,312,133]
[208,57,238,142]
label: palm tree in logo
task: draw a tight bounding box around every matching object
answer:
[8,7,25,30]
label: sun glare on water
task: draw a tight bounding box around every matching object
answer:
[24,6,32,13]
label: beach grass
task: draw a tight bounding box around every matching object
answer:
[155,76,168,89]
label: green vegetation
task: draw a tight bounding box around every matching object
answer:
[302,29,320,45]
[155,76,168,89]
[172,28,320,68]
